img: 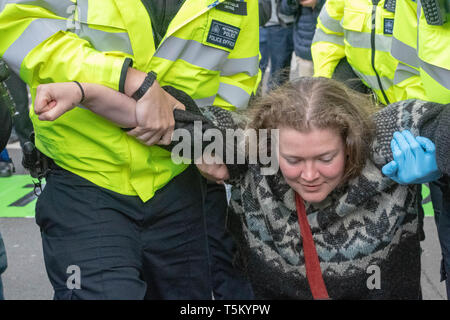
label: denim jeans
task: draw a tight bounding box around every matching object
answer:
[0,276,3,300]
[260,24,294,90]
[259,27,269,76]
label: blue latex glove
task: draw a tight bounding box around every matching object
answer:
[382,130,441,184]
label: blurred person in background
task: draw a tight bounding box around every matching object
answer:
[0,57,13,299]
[259,0,295,90]
[280,0,325,77]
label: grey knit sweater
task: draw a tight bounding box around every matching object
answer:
[162,87,450,299]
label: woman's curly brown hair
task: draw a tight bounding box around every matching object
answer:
[247,77,380,183]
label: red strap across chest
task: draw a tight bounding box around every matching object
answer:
[295,192,329,300]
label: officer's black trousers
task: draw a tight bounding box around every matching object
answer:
[36,165,212,300]
[203,182,254,299]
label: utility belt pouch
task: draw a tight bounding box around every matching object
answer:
[22,132,51,180]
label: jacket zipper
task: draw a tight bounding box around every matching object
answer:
[371,0,390,104]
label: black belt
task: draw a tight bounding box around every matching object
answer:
[47,157,65,171]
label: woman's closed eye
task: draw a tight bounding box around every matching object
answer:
[284,156,303,165]
[319,157,334,163]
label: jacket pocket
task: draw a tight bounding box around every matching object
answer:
[342,8,369,32]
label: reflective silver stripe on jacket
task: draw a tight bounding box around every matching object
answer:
[393,62,420,85]
[2,0,134,73]
[312,28,345,46]
[0,0,73,17]
[353,68,394,92]
[420,59,450,90]
[391,36,419,68]
[318,6,344,33]
[2,18,67,74]
[195,85,251,109]
[221,56,259,77]
[155,37,228,72]
[75,0,133,55]
[344,30,392,52]
[218,83,250,109]
[194,95,216,108]
[77,0,88,22]
[416,0,450,90]
[75,25,134,56]
[155,36,259,76]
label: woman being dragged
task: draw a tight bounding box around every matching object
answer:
[34,77,449,299]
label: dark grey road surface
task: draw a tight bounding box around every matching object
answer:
[0,216,446,300]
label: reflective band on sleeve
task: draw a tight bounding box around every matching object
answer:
[2,18,67,74]
[353,69,394,91]
[391,36,419,68]
[155,36,258,76]
[416,1,450,90]
[318,7,344,33]
[394,62,420,85]
[420,59,450,90]
[76,24,134,55]
[77,0,88,22]
[194,95,216,108]
[218,83,250,109]
[73,0,133,55]
[312,28,344,46]
[155,37,229,71]
[2,0,74,17]
[344,30,392,52]
[221,55,259,77]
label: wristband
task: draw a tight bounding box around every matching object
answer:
[132,71,157,101]
[73,81,85,104]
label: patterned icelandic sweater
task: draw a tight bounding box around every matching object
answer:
[162,87,450,299]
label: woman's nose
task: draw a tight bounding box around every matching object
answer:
[300,162,319,181]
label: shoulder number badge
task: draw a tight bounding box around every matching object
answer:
[216,0,247,15]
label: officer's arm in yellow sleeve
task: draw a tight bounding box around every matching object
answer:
[311,0,345,78]
[20,31,132,93]
[0,6,132,93]
[214,1,261,111]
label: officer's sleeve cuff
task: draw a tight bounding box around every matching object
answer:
[119,58,133,94]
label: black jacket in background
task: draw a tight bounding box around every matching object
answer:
[0,95,12,151]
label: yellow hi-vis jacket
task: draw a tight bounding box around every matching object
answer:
[311,0,426,105]
[391,0,450,104]
[0,0,261,202]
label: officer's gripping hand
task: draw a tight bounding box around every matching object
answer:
[382,130,441,184]
[196,161,230,184]
[34,83,82,121]
[299,0,317,8]
[127,80,185,146]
